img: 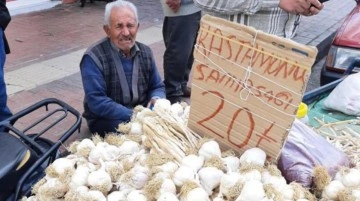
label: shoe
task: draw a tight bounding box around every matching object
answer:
[168,96,182,104]
[182,87,191,97]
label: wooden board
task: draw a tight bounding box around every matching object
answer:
[188,15,317,161]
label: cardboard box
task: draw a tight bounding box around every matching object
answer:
[188,15,317,161]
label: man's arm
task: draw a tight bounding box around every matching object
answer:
[166,0,197,13]
[194,0,277,15]
[80,55,133,121]
[194,0,323,15]
[181,0,195,5]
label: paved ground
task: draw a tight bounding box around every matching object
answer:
[3,0,356,148]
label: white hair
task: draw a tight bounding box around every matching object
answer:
[104,0,139,26]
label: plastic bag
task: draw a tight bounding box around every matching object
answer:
[277,119,350,188]
[323,73,360,116]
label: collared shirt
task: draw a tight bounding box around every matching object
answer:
[194,0,301,38]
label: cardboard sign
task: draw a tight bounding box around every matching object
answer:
[188,15,317,161]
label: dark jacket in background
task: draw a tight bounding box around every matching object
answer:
[0,0,11,54]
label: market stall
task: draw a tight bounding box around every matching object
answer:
[22,15,360,201]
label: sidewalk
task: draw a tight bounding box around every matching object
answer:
[4,0,356,145]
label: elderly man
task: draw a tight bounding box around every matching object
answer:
[80,0,165,136]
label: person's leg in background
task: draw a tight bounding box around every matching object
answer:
[163,12,201,103]
[181,11,201,97]
[0,29,12,125]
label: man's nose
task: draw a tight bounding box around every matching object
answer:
[121,27,130,35]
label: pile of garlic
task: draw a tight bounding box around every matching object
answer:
[23,99,318,201]
[313,166,360,201]
[23,138,316,201]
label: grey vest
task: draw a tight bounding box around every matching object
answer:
[81,38,153,121]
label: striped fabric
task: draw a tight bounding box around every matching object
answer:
[194,0,301,38]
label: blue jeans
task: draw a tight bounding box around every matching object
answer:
[0,29,12,125]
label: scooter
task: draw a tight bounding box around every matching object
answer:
[0,98,82,201]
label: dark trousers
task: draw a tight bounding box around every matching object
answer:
[87,118,122,137]
[0,29,12,125]
[162,11,201,98]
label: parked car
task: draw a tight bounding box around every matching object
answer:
[320,0,360,85]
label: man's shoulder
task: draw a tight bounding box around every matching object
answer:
[86,37,109,52]
[135,41,153,55]
[135,41,151,50]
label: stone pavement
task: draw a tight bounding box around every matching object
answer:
[3,0,356,147]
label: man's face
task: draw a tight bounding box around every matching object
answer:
[104,7,139,56]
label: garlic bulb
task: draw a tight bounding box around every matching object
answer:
[158,192,180,201]
[37,178,68,199]
[236,180,266,201]
[181,186,210,201]
[76,138,96,157]
[137,151,149,166]
[129,121,143,135]
[282,184,294,200]
[198,167,224,195]
[198,140,221,160]
[107,191,127,201]
[144,178,177,200]
[104,144,121,161]
[23,196,37,201]
[322,180,345,200]
[173,165,198,187]
[340,168,360,187]
[239,147,266,167]
[118,165,149,190]
[153,99,172,112]
[220,172,244,198]
[86,190,106,201]
[352,189,360,199]
[153,171,172,180]
[159,179,177,196]
[222,156,240,173]
[46,157,75,178]
[261,170,287,191]
[181,154,204,172]
[88,142,110,164]
[158,161,179,174]
[119,140,141,156]
[241,169,262,182]
[135,107,153,121]
[127,190,147,201]
[65,185,89,201]
[213,197,225,201]
[170,102,184,117]
[69,165,90,190]
[87,160,112,195]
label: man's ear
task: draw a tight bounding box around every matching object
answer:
[137,23,140,29]
[103,25,110,37]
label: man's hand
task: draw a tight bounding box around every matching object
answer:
[166,0,181,13]
[308,0,324,16]
[147,97,160,109]
[280,0,324,16]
